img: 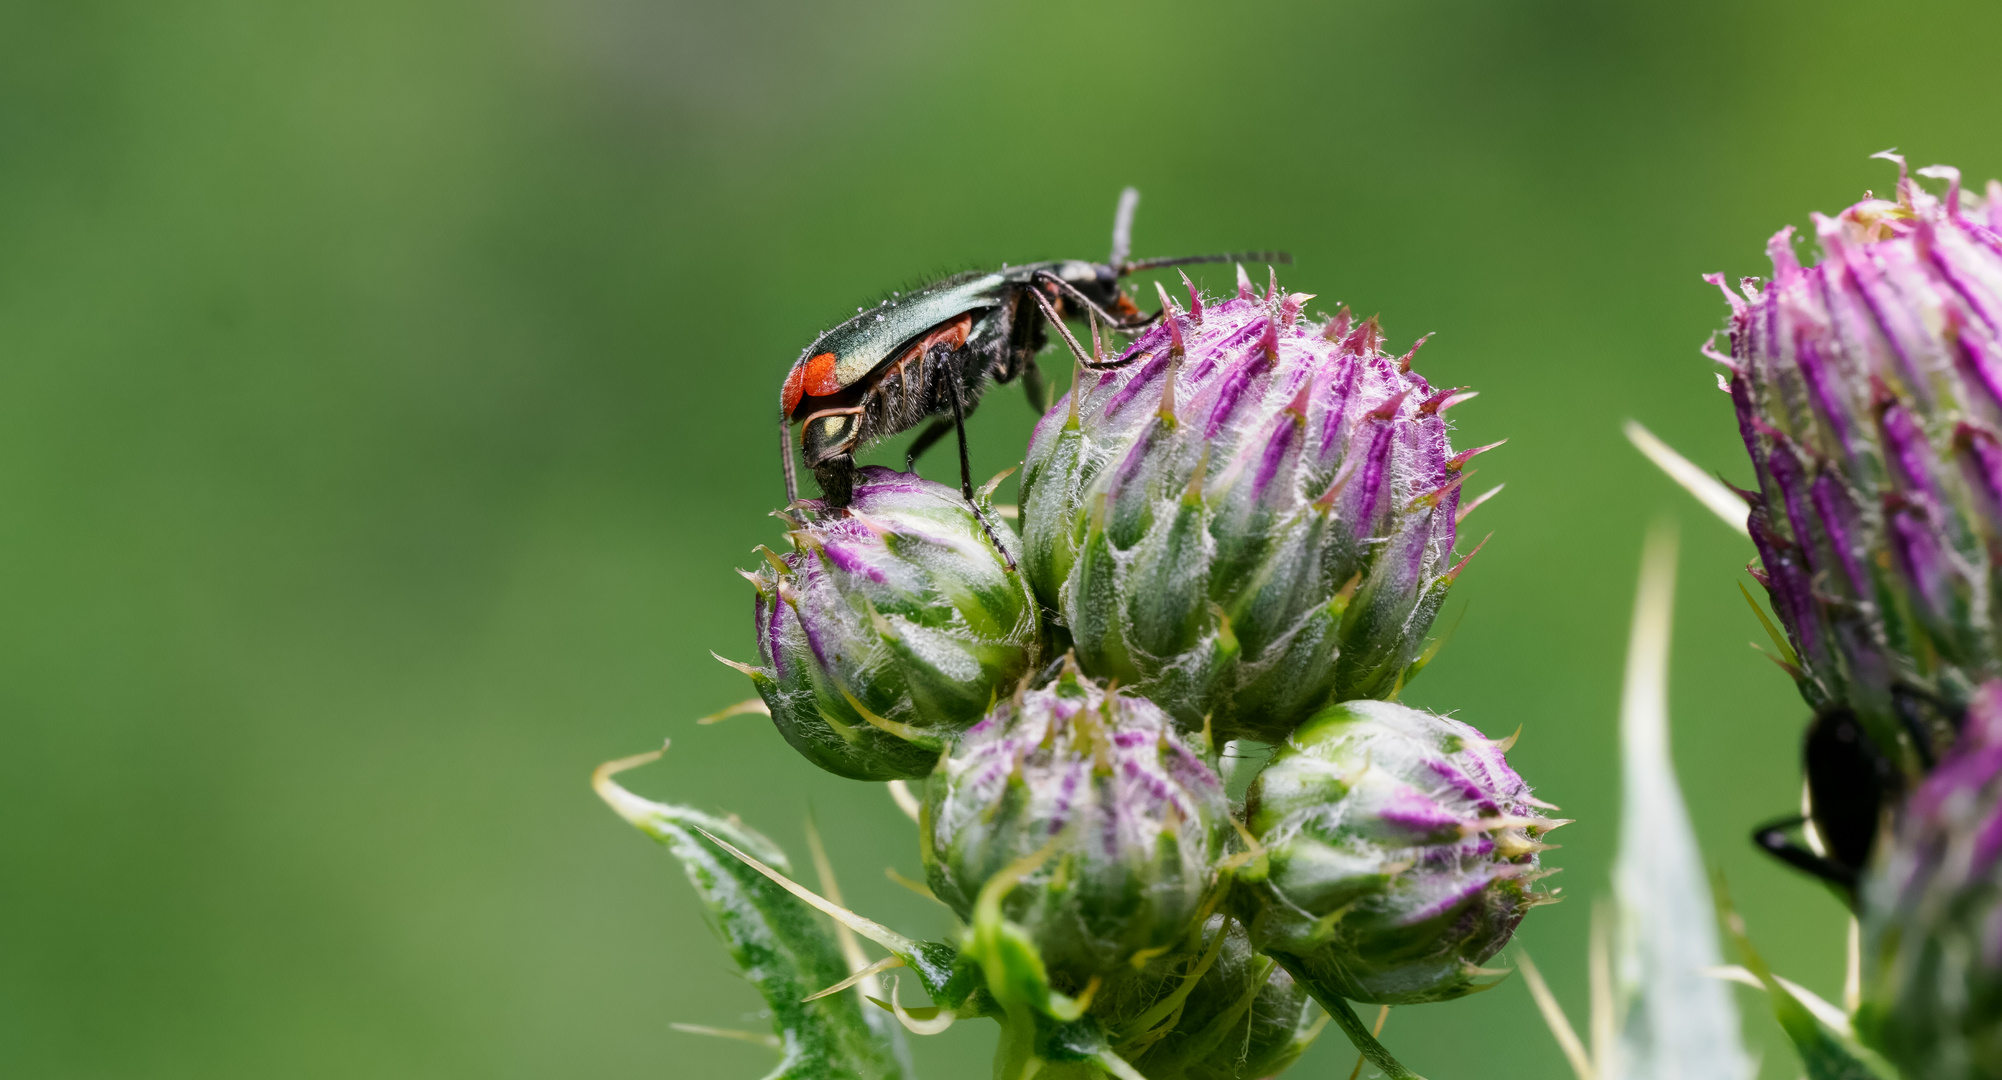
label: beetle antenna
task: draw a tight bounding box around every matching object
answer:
[1120,251,1293,274]
[1109,187,1140,268]
[780,415,800,505]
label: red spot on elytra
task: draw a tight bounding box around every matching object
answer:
[781,351,843,415]
[803,352,841,396]
[785,313,974,418]
[781,363,806,414]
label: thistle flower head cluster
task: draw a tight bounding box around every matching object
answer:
[713,269,1535,1077]
[1021,270,1485,741]
[1235,699,1559,1004]
[741,466,1039,780]
[1720,156,2002,771]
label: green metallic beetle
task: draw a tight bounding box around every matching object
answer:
[778,188,1284,523]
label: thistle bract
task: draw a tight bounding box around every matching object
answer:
[1720,157,2002,773]
[922,663,1228,987]
[1236,699,1555,1004]
[741,467,1038,781]
[1859,679,2002,1078]
[1125,917,1323,1080]
[1020,272,1479,743]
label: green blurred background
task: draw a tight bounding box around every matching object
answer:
[5,1,2000,1076]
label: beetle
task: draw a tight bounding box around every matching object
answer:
[778,188,1285,528]
[1752,685,1962,898]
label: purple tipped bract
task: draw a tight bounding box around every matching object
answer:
[740,467,1039,781]
[921,659,1228,986]
[1235,699,1557,1005]
[1020,271,1486,743]
[1718,156,2002,774]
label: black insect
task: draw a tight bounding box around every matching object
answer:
[1753,686,1963,897]
[777,188,1285,525]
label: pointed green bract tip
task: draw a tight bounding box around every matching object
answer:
[1019,277,1473,745]
[925,666,1229,999]
[751,467,1040,781]
[1236,699,1554,1006]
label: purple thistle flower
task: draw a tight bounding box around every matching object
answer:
[1234,699,1561,1005]
[1719,156,2002,774]
[1020,270,1488,743]
[738,467,1039,781]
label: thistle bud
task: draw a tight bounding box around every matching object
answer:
[741,467,1039,781]
[1235,699,1556,1004]
[1125,917,1324,1080]
[1020,276,1476,742]
[1858,679,2002,1078]
[1720,157,2002,773]
[922,662,1229,986]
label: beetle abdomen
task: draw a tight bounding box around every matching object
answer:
[797,313,979,466]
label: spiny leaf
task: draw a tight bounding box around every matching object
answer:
[594,747,910,1080]
[1612,525,1755,1080]
[1715,878,1898,1080]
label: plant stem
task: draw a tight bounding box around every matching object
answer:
[994,1004,1039,1080]
[1320,992,1423,1079]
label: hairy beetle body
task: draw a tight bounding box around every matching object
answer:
[776,189,1283,560]
[783,259,1128,506]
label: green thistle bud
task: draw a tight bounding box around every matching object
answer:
[1858,680,2002,1077]
[1236,699,1557,1004]
[922,662,1229,988]
[1020,271,1484,743]
[1125,917,1324,1080]
[739,467,1039,781]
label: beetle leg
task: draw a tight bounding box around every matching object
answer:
[1751,814,1858,895]
[1031,270,1155,333]
[945,364,1016,571]
[945,364,976,501]
[1020,359,1049,414]
[813,455,858,509]
[1029,288,1139,372]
